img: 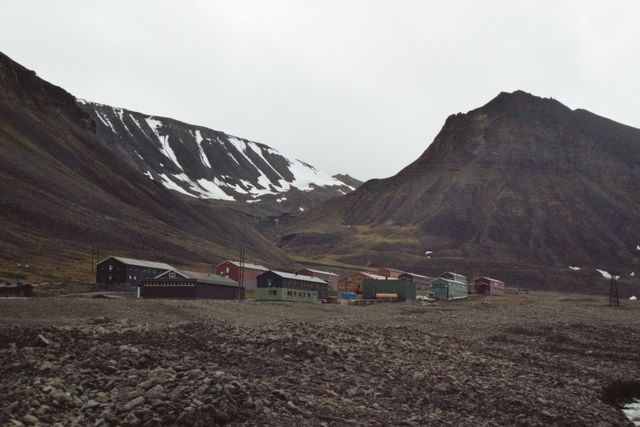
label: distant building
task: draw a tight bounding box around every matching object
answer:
[473,277,505,296]
[255,270,328,302]
[398,272,432,290]
[96,256,173,292]
[138,271,243,300]
[376,267,405,279]
[215,260,269,291]
[0,283,33,298]
[431,272,468,300]
[295,268,338,291]
[337,272,386,294]
[362,279,416,301]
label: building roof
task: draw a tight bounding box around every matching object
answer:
[399,272,431,280]
[264,270,328,284]
[432,277,468,286]
[217,260,269,271]
[475,276,504,283]
[0,283,32,289]
[295,268,338,276]
[360,272,388,280]
[141,274,239,287]
[99,256,174,271]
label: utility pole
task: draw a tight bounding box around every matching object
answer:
[609,274,619,307]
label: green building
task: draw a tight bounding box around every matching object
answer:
[253,270,327,303]
[254,287,318,303]
[431,272,468,300]
[362,279,417,300]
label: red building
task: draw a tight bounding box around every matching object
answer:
[377,267,405,279]
[295,268,338,291]
[338,272,386,293]
[398,272,432,290]
[215,260,269,291]
[473,277,505,296]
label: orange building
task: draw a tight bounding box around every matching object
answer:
[337,271,387,293]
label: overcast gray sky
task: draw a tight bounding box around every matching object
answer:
[2,1,640,180]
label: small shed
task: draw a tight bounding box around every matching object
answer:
[362,279,416,301]
[431,272,469,300]
[0,283,33,298]
[473,277,505,296]
[137,273,243,300]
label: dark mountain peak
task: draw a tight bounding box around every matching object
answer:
[479,90,571,116]
[0,51,94,130]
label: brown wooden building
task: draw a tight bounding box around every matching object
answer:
[377,267,405,279]
[295,268,338,291]
[473,277,505,296]
[96,256,174,292]
[0,283,33,297]
[138,271,243,300]
[338,272,386,294]
[215,260,268,291]
[398,272,432,290]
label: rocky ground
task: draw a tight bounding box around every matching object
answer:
[1,292,639,426]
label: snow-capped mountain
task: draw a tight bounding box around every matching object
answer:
[78,100,358,214]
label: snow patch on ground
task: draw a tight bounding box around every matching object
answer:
[146,117,183,170]
[631,272,636,277]
[143,171,153,180]
[596,269,620,279]
[299,207,305,212]
[134,151,144,160]
[622,399,640,425]
[276,196,287,203]
[568,266,581,271]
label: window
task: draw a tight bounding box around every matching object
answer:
[267,278,272,287]
[108,265,113,272]
[226,267,229,274]
[169,272,176,278]
[287,291,292,296]
[268,290,276,295]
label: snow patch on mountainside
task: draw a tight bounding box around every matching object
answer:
[80,101,355,204]
[145,117,183,171]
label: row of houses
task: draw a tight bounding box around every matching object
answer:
[338,269,505,300]
[95,256,334,302]
[95,256,504,303]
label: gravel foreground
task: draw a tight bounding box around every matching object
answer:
[1,293,639,426]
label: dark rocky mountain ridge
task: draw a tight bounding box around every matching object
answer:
[276,90,640,291]
[0,51,294,282]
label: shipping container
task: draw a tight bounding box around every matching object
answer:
[362,279,416,300]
